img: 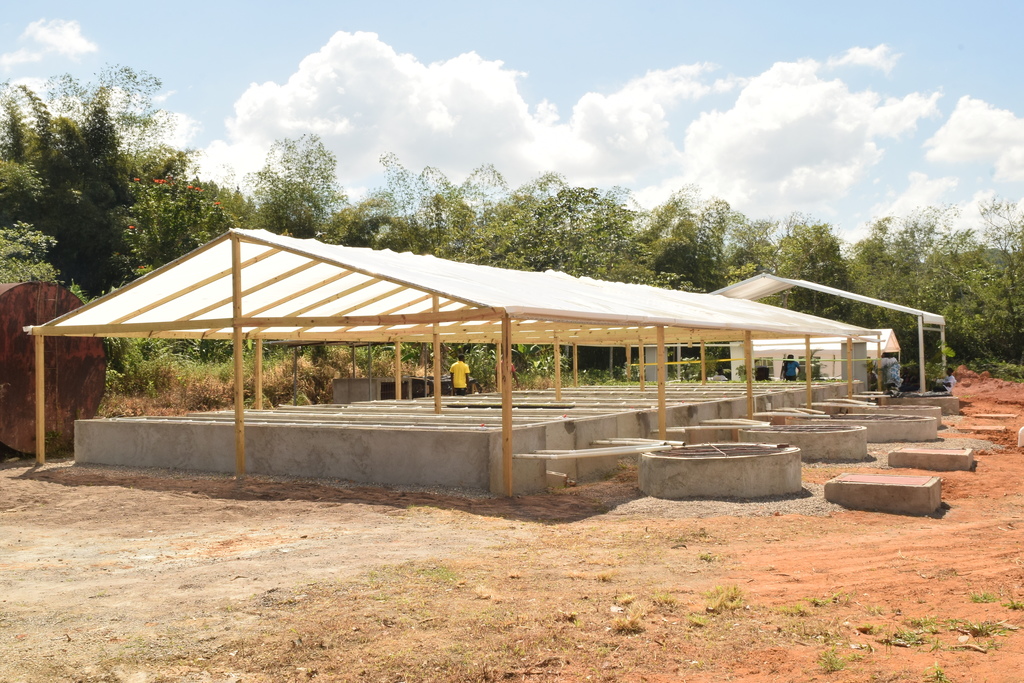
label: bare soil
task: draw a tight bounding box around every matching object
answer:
[2,369,1023,682]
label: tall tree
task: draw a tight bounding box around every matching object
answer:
[776,219,851,319]
[248,135,344,239]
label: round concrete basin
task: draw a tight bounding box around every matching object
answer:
[739,424,868,462]
[639,443,802,499]
[788,414,937,442]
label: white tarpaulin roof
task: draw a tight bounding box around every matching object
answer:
[747,329,901,355]
[33,229,876,344]
[712,273,945,326]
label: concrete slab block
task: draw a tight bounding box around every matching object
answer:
[824,473,941,515]
[972,414,1016,419]
[959,425,1007,434]
[888,448,974,471]
[546,470,569,488]
[877,395,960,416]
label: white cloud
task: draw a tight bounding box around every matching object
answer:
[870,171,959,220]
[925,96,1024,181]
[828,45,901,75]
[677,58,940,216]
[0,19,97,69]
[202,31,717,188]
[157,111,202,149]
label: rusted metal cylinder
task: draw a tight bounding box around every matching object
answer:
[0,282,106,454]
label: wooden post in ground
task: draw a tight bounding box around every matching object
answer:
[231,234,245,477]
[744,331,754,419]
[495,342,503,393]
[394,341,402,400]
[656,326,667,441]
[700,340,707,385]
[254,339,263,410]
[805,335,813,409]
[553,333,562,401]
[35,334,45,464]
[432,295,442,414]
[846,337,854,398]
[638,340,646,391]
[501,315,513,496]
[572,343,578,387]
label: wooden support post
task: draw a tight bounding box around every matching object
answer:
[394,341,402,400]
[846,337,854,398]
[625,343,631,382]
[700,340,706,385]
[638,341,646,391]
[876,340,884,392]
[805,335,813,409]
[254,338,263,410]
[231,234,245,477]
[917,315,926,394]
[744,331,754,419]
[940,324,947,374]
[432,295,442,414]
[572,344,578,387]
[553,334,562,401]
[495,342,503,393]
[35,334,45,465]
[656,326,667,441]
[501,315,513,497]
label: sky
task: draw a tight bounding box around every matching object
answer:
[3,1,1024,240]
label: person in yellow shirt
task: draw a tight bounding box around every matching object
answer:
[450,354,470,395]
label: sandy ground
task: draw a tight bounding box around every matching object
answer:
[1,368,1023,682]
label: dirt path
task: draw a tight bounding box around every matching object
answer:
[2,370,1023,682]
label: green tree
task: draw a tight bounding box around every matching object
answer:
[641,190,739,291]
[248,135,345,239]
[776,219,851,319]
[0,222,57,282]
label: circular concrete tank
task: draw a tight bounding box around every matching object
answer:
[0,282,106,453]
[788,413,936,443]
[639,443,802,499]
[739,424,868,462]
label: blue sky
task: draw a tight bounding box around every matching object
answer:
[3,1,1024,239]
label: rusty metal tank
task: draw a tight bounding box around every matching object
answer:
[0,282,106,454]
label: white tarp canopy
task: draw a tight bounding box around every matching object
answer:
[712,273,945,326]
[26,229,881,489]
[32,229,875,344]
[750,329,901,356]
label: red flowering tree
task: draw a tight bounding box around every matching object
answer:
[125,175,235,272]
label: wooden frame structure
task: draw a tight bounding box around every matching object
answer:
[27,229,875,496]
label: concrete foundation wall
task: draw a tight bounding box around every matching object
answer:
[77,420,493,489]
[76,382,858,496]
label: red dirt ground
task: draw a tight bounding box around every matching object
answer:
[1,367,1022,681]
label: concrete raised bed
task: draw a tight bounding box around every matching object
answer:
[639,443,802,499]
[787,414,937,442]
[877,394,960,416]
[738,424,868,462]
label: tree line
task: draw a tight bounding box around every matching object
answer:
[2,69,1023,369]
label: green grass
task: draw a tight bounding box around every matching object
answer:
[817,648,846,673]
[969,591,998,603]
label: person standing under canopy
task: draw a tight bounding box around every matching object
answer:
[780,355,800,381]
[450,354,470,396]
